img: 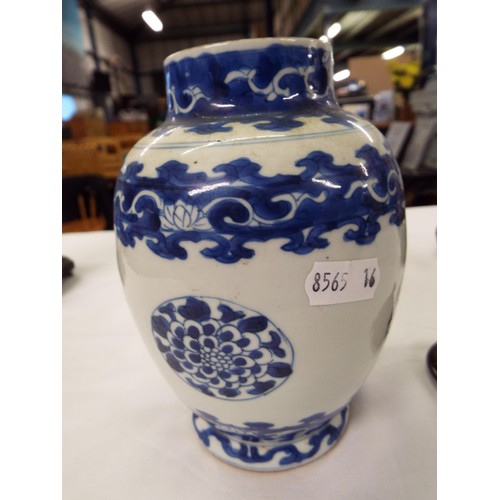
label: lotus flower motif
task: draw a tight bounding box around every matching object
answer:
[160,200,211,231]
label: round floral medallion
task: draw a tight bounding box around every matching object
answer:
[151,296,294,400]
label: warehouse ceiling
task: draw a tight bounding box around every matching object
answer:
[80,0,426,64]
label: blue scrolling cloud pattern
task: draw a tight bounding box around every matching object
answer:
[192,407,348,467]
[114,144,405,264]
[194,407,345,442]
[183,113,352,134]
[166,45,331,117]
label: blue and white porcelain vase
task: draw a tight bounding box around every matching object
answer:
[114,37,406,472]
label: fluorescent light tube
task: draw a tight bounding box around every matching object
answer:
[382,46,405,60]
[333,69,350,82]
[142,10,163,32]
[326,22,341,39]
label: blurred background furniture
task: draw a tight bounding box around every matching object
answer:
[62,175,114,232]
[81,136,123,179]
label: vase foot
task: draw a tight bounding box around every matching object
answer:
[192,406,349,472]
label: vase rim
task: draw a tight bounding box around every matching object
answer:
[164,37,331,66]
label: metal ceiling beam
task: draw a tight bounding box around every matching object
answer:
[79,0,131,39]
[332,10,381,40]
[134,21,249,42]
[421,0,436,68]
[156,0,262,12]
[294,0,422,37]
[333,33,419,52]
[266,0,274,36]
[365,6,422,39]
[324,0,421,13]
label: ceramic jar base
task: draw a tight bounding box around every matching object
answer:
[192,406,349,472]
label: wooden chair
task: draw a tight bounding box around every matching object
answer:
[62,142,99,177]
[115,133,143,157]
[107,120,149,136]
[81,137,124,179]
[62,175,114,233]
[106,121,129,136]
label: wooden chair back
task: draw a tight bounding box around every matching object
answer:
[62,175,114,233]
[62,142,99,177]
[82,137,123,178]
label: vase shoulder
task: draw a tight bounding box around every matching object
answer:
[120,111,387,179]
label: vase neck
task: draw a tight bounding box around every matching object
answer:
[164,38,338,119]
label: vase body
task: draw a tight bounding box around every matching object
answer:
[114,38,406,471]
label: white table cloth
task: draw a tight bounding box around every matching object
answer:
[63,205,436,500]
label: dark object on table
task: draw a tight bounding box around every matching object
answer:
[62,175,114,230]
[426,342,437,380]
[63,256,75,278]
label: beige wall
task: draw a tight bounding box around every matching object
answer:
[348,55,393,95]
[348,53,414,96]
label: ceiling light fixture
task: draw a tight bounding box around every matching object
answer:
[142,9,163,32]
[382,45,405,60]
[333,69,350,82]
[326,22,341,39]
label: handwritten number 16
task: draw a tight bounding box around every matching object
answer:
[364,268,376,288]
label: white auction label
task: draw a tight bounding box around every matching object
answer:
[304,258,380,306]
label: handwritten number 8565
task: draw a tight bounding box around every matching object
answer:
[312,272,348,292]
